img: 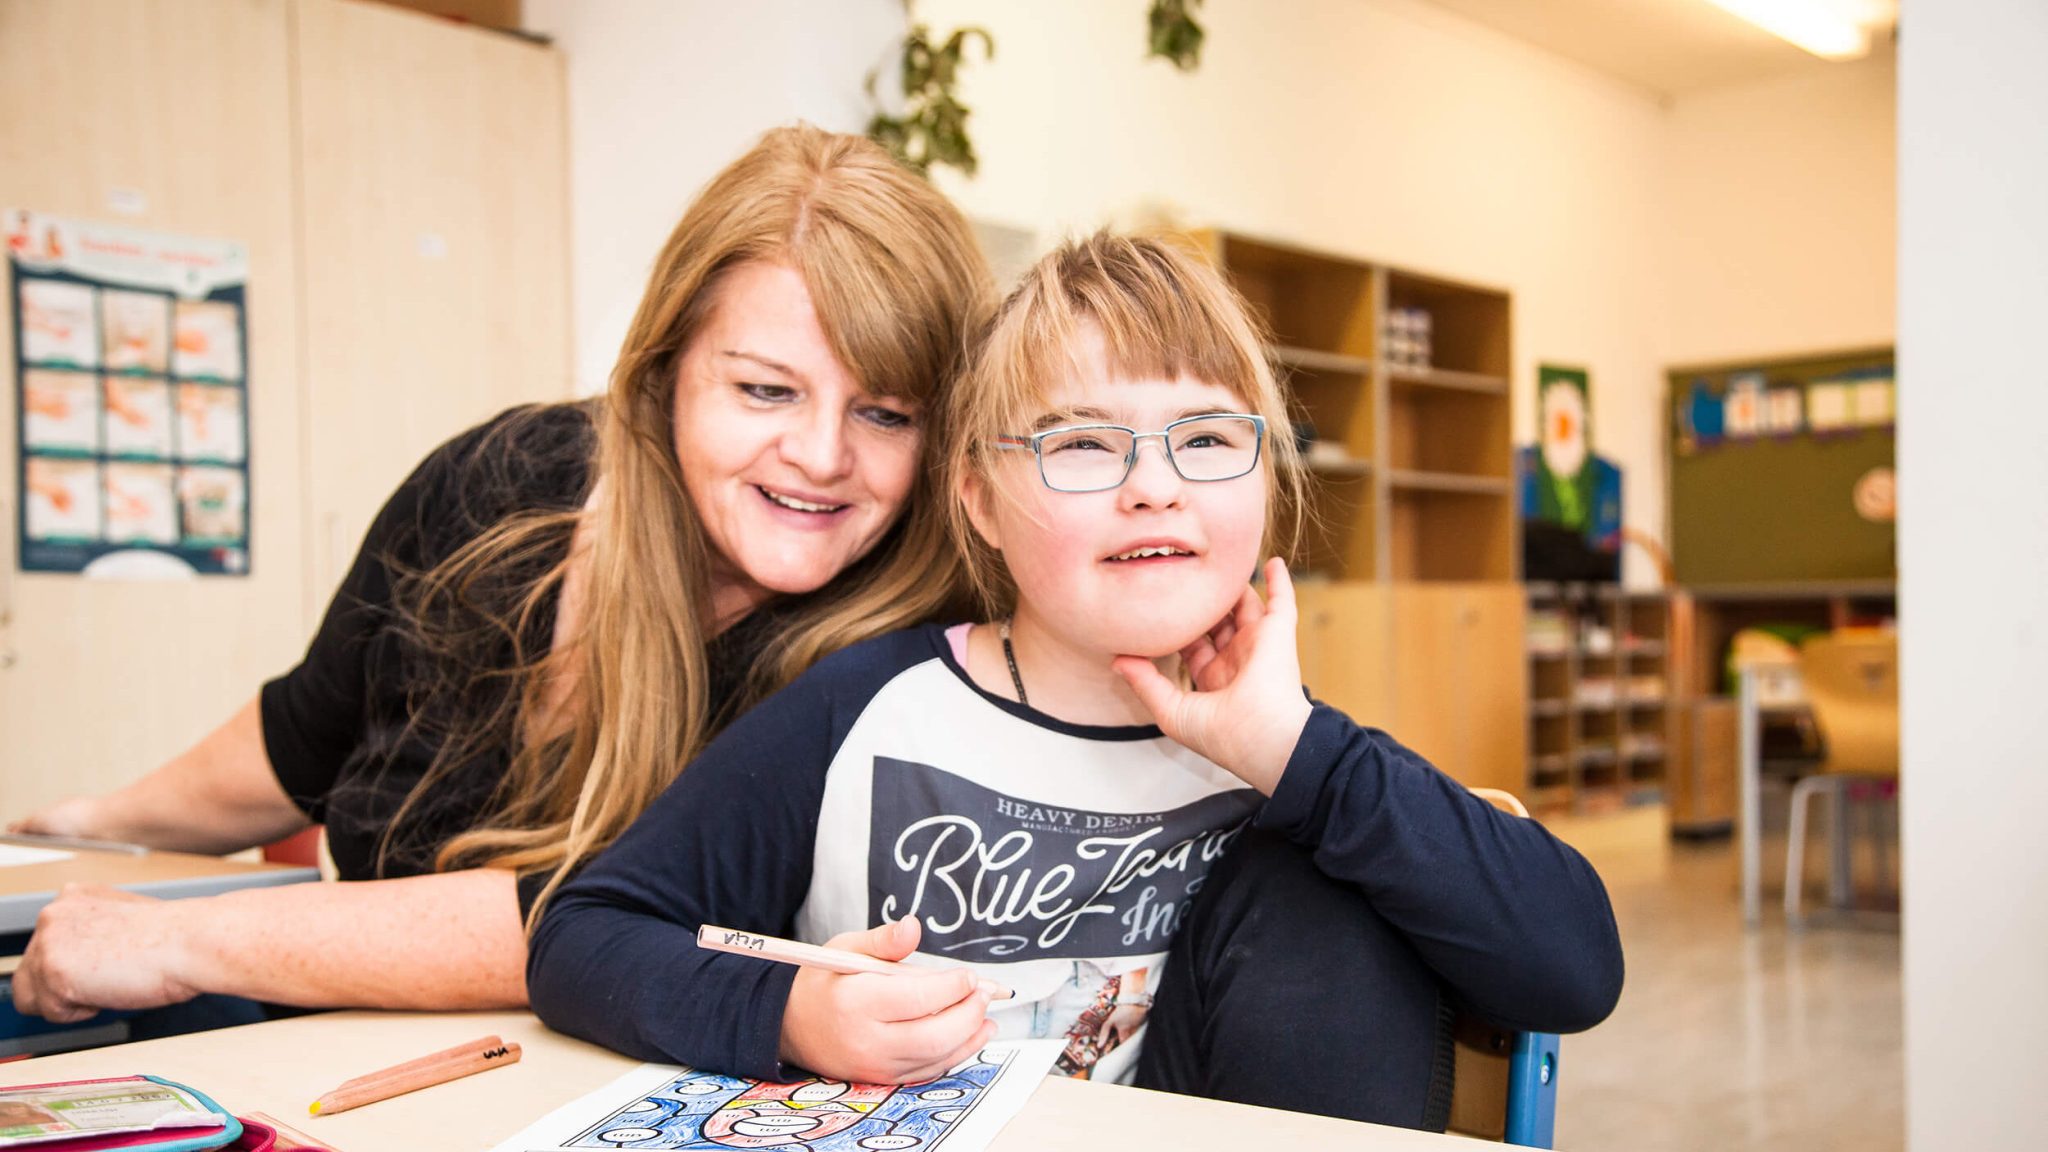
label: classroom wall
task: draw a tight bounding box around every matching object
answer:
[519,1,1898,590]
[918,0,1672,584]
[1662,47,1897,366]
[521,0,902,395]
[1898,1,2048,1147]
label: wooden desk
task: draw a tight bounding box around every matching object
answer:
[2,1010,1477,1150]
[0,847,319,936]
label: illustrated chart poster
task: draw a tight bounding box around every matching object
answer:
[9,210,251,576]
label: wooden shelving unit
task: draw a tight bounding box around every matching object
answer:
[1527,585,1673,814]
[1195,232,1516,583]
[1194,230,1526,798]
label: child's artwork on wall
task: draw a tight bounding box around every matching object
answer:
[491,1042,1060,1152]
[8,209,252,576]
[1520,364,1622,582]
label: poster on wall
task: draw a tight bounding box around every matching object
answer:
[1519,363,1621,582]
[9,210,251,576]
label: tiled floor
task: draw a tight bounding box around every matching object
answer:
[1548,806,1903,1152]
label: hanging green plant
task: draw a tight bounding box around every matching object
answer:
[865,22,995,178]
[867,2,1208,180]
[1147,0,1206,71]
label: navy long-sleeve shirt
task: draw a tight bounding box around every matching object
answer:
[527,625,1622,1081]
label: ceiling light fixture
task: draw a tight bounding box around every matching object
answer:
[1701,0,1896,61]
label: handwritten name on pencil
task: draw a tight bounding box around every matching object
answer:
[718,930,768,952]
[485,1046,512,1060]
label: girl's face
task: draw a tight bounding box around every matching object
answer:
[967,367,1269,660]
[672,262,921,621]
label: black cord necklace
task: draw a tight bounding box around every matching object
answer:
[998,619,1029,706]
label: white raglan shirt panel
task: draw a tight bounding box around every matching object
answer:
[795,652,1259,1082]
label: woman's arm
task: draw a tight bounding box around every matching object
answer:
[10,868,526,1022]
[10,697,308,854]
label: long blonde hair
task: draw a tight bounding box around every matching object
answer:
[941,231,1305,617]
[389,125,991,925]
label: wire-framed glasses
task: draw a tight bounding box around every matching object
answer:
[993,414,1266,493]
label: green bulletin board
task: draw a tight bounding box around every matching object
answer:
[1668,347,1895,586]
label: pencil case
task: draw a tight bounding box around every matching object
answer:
[0,1076,242,1152]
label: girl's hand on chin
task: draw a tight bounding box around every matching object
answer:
[1112,556,1314,796]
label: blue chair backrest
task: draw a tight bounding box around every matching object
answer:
[1505,1031,1560,1148]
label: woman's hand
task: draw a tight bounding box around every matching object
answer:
[8,795,106,839]
[1113,557,1314,795]
[10,886,202,1022]
[778,916,998,1085]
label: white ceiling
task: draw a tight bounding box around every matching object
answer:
[1420,0,1890,99]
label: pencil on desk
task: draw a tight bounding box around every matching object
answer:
[695,924,1014,1000]
[332,1034,507,1093]
[309,1036,521,1116]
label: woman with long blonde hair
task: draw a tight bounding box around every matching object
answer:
[8,125,992,1029]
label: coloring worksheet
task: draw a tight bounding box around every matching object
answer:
[491,1042,1059,1152]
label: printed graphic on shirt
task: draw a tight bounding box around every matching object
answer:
[868,756,1260,964]
[1055,969,1149,1078]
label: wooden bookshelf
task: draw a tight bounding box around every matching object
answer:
[1194,231,1516,583]
[1194,230,1525,797]
[1526,584,1673,814]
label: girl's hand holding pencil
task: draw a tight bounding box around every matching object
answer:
[773,915,1000,1086]
[1113,557,1316,796]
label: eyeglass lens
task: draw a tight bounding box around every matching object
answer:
[1037,416,1260,490]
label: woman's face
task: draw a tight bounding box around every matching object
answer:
[672,262,921,621]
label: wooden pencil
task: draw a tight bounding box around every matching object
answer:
[309,1037,521,1116]
[332,1034,506,1093]
[695,924,1014,999]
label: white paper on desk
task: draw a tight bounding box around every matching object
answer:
[489,1040,1060,1152]
[0,845,72,868]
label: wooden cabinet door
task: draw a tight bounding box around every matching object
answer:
[0,0,306,812]
[1389,584,1466,775]
[1390,583,1528,794]
[1295,581,1393,729]
[1454,584,1528,795]
[294,0,570,604]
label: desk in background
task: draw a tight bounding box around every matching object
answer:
[3,1010,1478,1151]
[0,844,319,942]
[0,845,319,1055]
[1664,583,1897,922]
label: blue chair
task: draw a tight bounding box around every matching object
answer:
[1454,788,1563,1148]
[1506,1030,1560,1148]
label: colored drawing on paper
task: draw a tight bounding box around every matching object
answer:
[104,375,176,458]
[492,1042,1060,1152]
[572,1054,1000,1150]
[22,370,99,453]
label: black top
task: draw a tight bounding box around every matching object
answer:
[258,403,779,915]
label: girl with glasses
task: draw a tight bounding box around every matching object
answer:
[527,233,1622,1130]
